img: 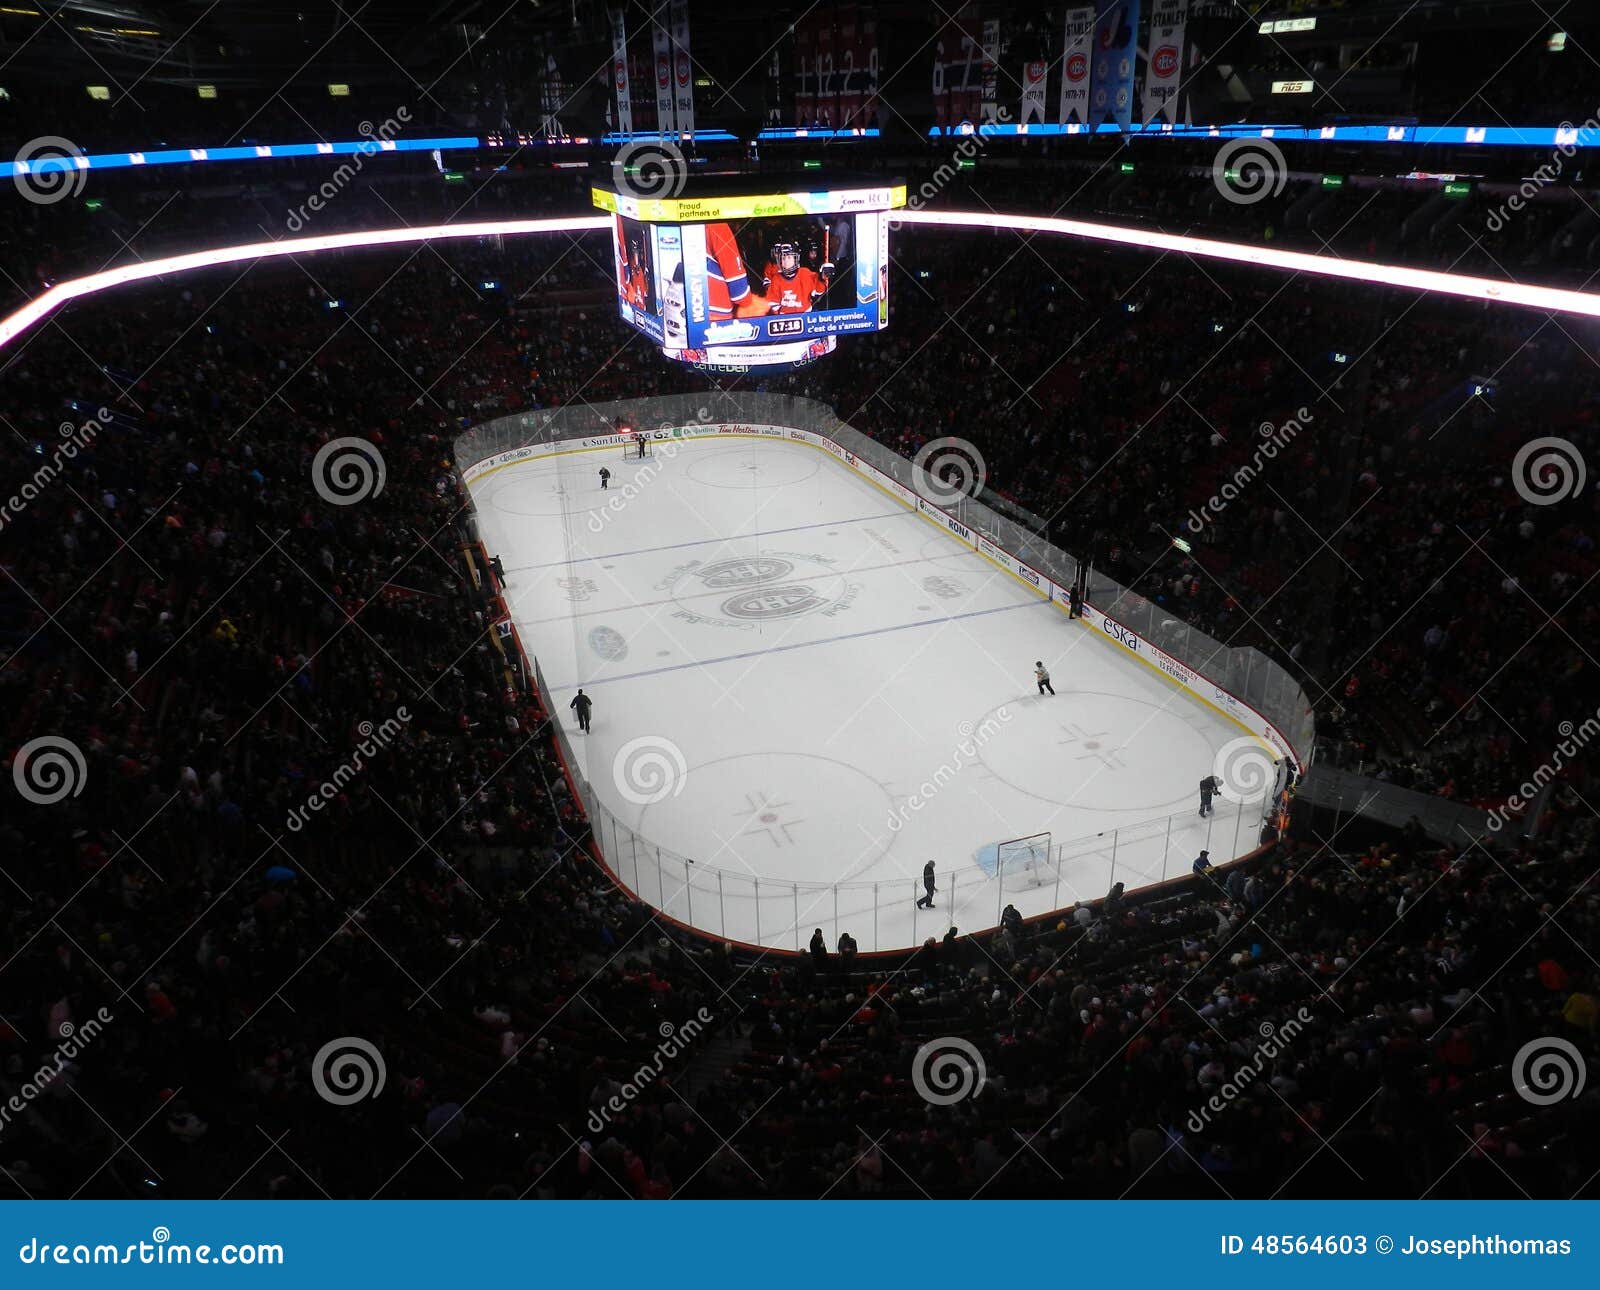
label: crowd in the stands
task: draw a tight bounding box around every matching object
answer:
[1,172,1595,1201]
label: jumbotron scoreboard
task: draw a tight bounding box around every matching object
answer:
[591,171,906,372]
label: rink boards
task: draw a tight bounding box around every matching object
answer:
[465,424,1290,951]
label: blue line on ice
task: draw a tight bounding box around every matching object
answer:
[547,599,1046,691]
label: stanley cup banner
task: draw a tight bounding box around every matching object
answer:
[669,0,695,138]
[1143,0,1188,123]
[1020,58,1048,125]
[609,8,633,135]
[980,18,1001,122]
[1088,0,1141,131]
[1059,5,1096,124]
[651,8,675,136]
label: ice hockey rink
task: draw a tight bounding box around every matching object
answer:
[467,433,1274,951]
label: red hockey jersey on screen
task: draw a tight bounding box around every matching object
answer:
[704,223,753,320]
[760,264,828,313]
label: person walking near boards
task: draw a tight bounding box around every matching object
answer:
[570,688,593,733]
[915,860,937,909]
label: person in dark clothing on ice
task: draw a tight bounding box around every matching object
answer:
[1199,773,1219,816]
[570,688,593,733]
[915,860,937,909]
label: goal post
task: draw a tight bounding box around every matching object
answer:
[618,435,654,458]
[974,832,1058,891]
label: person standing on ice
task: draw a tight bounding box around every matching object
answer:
[1035,661,1055,696]
[598,466,611,490]
[915,860,937,909]
[569,688,593,734]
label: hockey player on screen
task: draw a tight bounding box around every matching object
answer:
[759,241,832,314]
[621,237,651,311]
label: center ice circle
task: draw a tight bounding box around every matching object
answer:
[978,692,1213,814]
[638,752,895,885]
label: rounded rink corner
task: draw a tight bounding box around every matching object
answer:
[456,395,1312,952]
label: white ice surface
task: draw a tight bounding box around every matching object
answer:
[469,436,1267,950]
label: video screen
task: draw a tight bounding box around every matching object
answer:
[608,210,887,364]
[614,213,665,344]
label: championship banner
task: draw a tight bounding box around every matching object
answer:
[651,8,675,136]
[669,0,694,137]
[1088,0,1141,131]
[1142,0,1188,123]
[1020,58,1048,125]
[609,8,633,135]
[1058,5,1095,124]
[980,18,1001,122]
[540,51,563,139]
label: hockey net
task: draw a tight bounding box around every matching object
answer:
[994,832,1057,890]
[618,435,654,458]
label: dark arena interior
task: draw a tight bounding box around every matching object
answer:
[2,0,1598,1226]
